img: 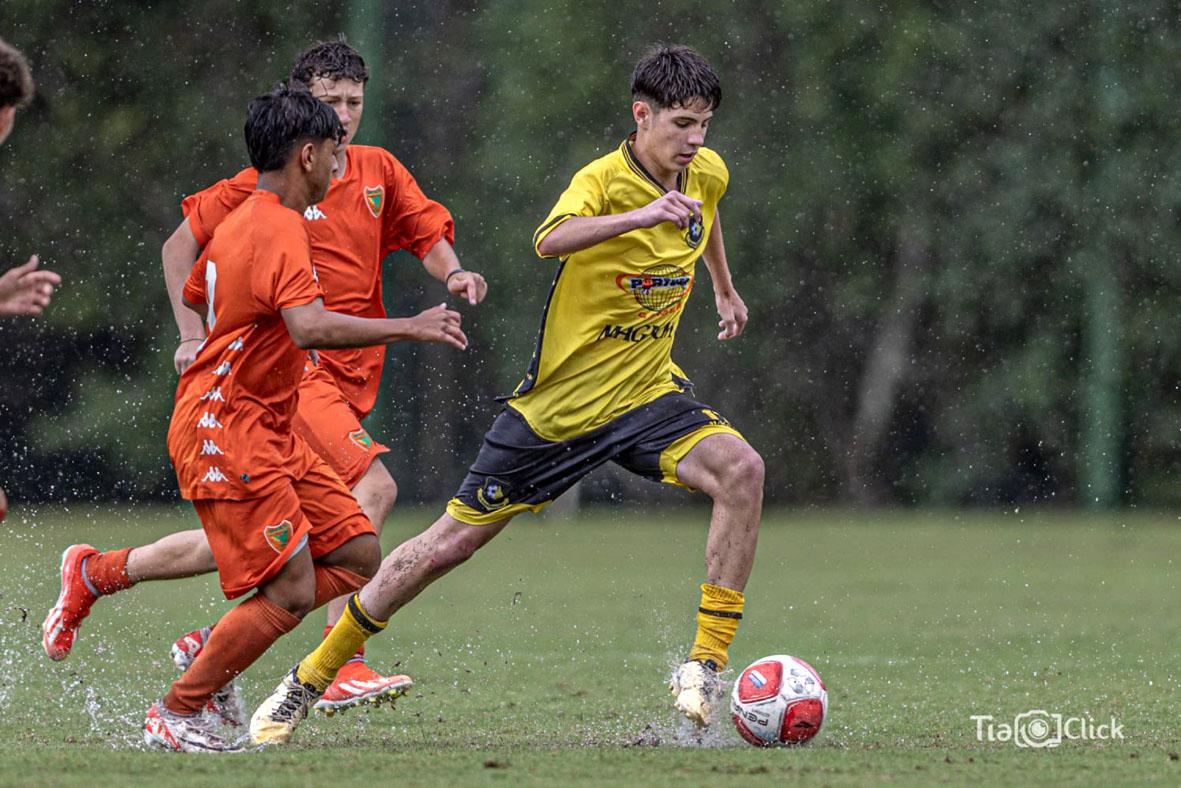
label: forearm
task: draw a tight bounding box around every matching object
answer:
[296,311,421,349]
[702,212,735,295]
[537,213,642,258]
[162,222,205,340]
[421,238,460,281]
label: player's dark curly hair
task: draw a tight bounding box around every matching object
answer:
[291,36,370,86]
[244,83,344,172]
[630,44,721,111]
[0,37,34,109]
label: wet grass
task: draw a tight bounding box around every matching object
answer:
[1,504,1179,785]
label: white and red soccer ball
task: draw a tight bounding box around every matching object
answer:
[730,654,827,746]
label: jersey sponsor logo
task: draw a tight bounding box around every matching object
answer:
[349,428,373,450]
[201,466,229,483]
[263,519,293,553]
[213,361,232,376]
[685,215,704,249]
[200,439,224,456]
[364,185,384,218]
[615,263,694,318]
[196,412,223,429]
[596,321,676,343]
[200,387,225,402]
[475,477,510,512]
[304,204,327,221]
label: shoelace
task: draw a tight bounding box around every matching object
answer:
[273,682,315,722]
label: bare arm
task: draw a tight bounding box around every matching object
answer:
[700,211,748,340]
[282,299,467,351]
[420,238,488,306]
[162,219,206,372]
[537,190,704,258]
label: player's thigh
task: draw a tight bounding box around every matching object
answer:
[673,432,763,497]
[612,393,748,492]
[193,485,313,599]
[447,407,614,525]
[292,459,378,563]
[292,364,390,489]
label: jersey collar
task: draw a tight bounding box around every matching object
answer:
[621,135,685,195]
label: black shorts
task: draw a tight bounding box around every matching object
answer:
[446,392,746,525]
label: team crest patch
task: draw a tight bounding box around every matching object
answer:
[263,520,293,553]
[685,216,704,249]
[349,428,374,450]
[364,185,384,218]
[475,477,510,512]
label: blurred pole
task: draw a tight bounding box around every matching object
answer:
[1079,249,1122,508]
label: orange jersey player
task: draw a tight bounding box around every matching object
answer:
[42,40,485,713]
[140,83,465,753]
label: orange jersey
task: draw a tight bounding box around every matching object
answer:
[168,190,324,500]
[182,145,454,417]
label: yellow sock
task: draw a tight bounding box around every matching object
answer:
[296,595,388,691]
[687,582,744,671]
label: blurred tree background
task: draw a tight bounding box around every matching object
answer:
[0,0,1177,508]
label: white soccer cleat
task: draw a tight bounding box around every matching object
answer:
[169,626,246,728]
[143,700,241,753]
[250,668,323,746]
[669,660,722,726]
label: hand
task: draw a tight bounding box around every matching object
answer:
[0,255,62,317]
[446,270,488,306]
[174,338,203,374]
[631,191,703,231]
[409,303,468,350]
[715,289,748,341]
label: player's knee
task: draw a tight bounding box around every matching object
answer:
[433,526,485,571]
[354,534,382,579]
[717,445,765,500]
[270,585,316,619]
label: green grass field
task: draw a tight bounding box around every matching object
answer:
[1,505,1178,786]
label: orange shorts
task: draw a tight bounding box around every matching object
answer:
[194,458,376,599]
[292,362,389,489]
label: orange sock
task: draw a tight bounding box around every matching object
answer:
[83,548,133,594]
[164,594,299,715]
[312,565,369,609]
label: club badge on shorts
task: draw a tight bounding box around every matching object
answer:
[349,429,373,450]
[476,477,510,512]
[263,520,293,553]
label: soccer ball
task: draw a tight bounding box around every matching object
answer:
[730,655,827,746]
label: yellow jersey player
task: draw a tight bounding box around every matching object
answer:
[250,44,763,744]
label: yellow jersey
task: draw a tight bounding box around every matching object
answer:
[509,138,729,441]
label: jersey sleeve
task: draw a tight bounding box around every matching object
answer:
[253,217,323,312]
[532,163,608,258]
[181,168,258,247]
[182,253,208,308]
[381,154,455,260]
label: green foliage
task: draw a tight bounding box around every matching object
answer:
[0,0,1177,505]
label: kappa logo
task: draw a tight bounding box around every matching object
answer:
[263,519,293,553]
[475,477,510,512]
[349,429,373,450]
[228,337,244,351]
[196,412,223,429]
[213,361,232,376]
[200,439,223,456]
[614,263,693,318]
[364,185,384,218]
[201,466,229,483]
[200,387,225,402]
[304,204,327,221]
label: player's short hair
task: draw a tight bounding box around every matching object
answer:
[244,83,344,172]
[631,44,721,112]
[291,37,370,86]
[0,37,34,109]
